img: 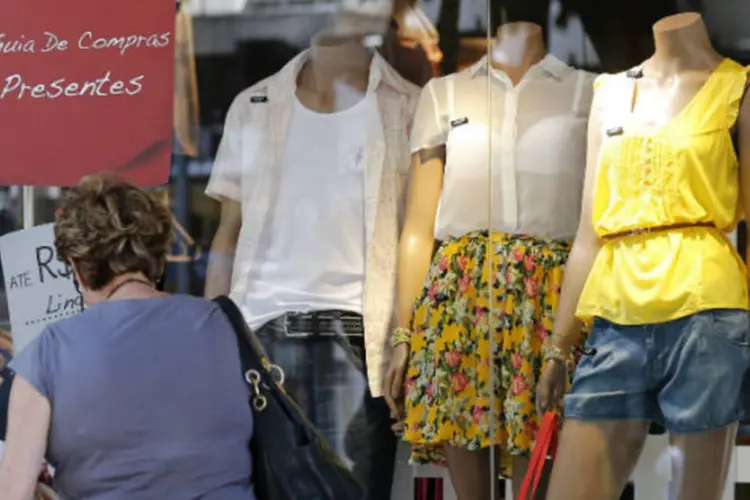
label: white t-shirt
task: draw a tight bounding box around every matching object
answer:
[243,95,372,330]
[411,55,596,241]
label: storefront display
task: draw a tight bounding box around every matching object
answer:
[3,1,750,498]
[204,28,419,498]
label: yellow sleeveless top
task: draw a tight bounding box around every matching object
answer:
[576,59,750,324]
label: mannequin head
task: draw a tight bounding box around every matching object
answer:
[653,11,702,33]
[492,22,545,68]
[335,0,392,38]
[649,12,720,67]
[309,29,373,74]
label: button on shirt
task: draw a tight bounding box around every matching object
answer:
[411,55,596,241]
[206,50,420,397]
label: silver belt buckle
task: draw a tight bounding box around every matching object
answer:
[281,312,310,338]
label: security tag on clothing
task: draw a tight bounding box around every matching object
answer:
[626,68,644,79]
[250,95,268,104]
[606,126,624,137]
[450,117,469,128]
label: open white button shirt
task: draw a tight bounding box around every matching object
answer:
[206,50,420,397]
[412,55,596,241]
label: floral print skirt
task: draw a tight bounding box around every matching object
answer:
[403,230,583,473]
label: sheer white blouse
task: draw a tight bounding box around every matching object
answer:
[411,55,596,241]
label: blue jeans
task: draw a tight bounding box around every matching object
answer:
[565,309,750,432]
[255,320,397,500]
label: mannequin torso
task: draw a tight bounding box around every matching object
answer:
[296,31,372,113]
[550,11,749,348]
[396,21,552,330]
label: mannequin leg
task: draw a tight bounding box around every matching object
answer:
[546,419,651,500]
[671,424,738,500]
[443,445,500,500]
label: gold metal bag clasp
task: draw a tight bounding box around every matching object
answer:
[245,369,267,412]
[245,363,285,412]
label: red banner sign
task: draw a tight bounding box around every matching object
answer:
[0,0,175,186]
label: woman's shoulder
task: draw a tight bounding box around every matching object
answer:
[52,294,223,335]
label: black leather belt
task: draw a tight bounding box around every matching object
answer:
[269,310,364,337]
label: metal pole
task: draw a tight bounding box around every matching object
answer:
[22,186,35,229]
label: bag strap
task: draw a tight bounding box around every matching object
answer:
[518,412,560,500]
[213,296,291,413]
[213,296,270,368]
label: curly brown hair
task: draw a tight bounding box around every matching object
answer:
[54,174,173,291]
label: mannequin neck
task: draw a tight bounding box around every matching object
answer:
[302,31,372,92]
[649,12,721,74]
[490,22,546,85]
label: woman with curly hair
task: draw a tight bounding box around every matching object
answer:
[0,175,255,500]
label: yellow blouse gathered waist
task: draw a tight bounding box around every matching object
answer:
[576,59,750,325]
[577,226,747,325]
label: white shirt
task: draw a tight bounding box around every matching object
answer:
[411,55,596,241]
[206,50,420,397]
[243,97,371,330]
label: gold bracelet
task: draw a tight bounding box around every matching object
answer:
[390,327,412,348]
[542,337,570,364]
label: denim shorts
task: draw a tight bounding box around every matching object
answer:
[564,309,750,432]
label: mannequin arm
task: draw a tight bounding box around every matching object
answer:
[737,84,750,275]
[550,93,604,348]
[396,148,445,329]
[204,199,242,298]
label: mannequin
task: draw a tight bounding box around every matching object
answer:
[202,31,374,299]
[203,30,373,298]
[383,21,594,500]
[205,28,419,500]
[540,12,750,500]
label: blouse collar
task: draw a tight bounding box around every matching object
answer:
[468,53,571,82]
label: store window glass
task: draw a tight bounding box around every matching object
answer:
[3,0,750,499]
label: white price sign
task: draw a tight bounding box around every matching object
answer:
[0,224,83,353]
